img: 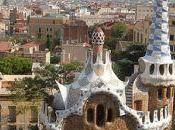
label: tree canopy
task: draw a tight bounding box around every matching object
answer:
[9,62,83,103]
[113,59,134,81]
[50,56,60,64]
[111,43,147,80]
[112,23,128,40]
[0,56,32,75]
[46,36,52,51]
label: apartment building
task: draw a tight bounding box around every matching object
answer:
[62,20,88,44]
[29,15,88,44]
[17,42,51,64]
[0,75,38,130]
[29,14,68,41]
[133,19,151,44]
[135,3,153,20]
[77,14,116,27]
[61,44,87,64]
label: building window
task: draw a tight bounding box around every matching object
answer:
[170,35,174,41]
[107,108,113,122]
[134,100,142,111]
[30,106,38,123]
[172,21,175,25]
[172,87,174,97]
[8,106,16,123]
[137,32,139,42]
[170,45,174,52]
[166,87,171,99]
[158,89,163,100]
[159,65,164,75]
[53,20,56,24]
[87,108,94,123]
[8,125,16,130]
[169,64,173,75]
[96,104,105,127]
[38,27,41,33]
[141,34,143,43]
[150,64,155,74]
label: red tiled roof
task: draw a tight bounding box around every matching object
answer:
[0,42,12,52]
[22,42,39,48]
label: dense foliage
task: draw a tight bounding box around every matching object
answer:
[9,62,83,103]
[113,59,134,81]
[111,44,146,80]
[46,36,52,51]
[112,22,128,40]
[0,56,32,75]
[50,56,61,64]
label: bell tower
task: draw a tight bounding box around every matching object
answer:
[139,0,175,113]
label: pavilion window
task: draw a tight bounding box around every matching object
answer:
[96,104,105,127]
[166,87,171,99]
[87,108,94,123]
[107,108,113,122]
[158,89,163,100]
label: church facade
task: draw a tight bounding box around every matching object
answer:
[39,0,175,130]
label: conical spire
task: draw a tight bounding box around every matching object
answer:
[144,0,172,64]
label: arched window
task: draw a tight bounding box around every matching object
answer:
[158,109,160,121]
[149,111,154,123]
[87,108,94,123]
[169,64,173,75]
[159,65,164,75]
[107,108,113,122]
[150,64,155,74]
[96,104,105,127]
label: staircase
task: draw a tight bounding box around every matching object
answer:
[125,72,139,108]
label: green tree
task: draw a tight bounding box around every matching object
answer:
[62,62,83,84]
[113,59,134,81]
[46,36,52,51]
[104,38,116,50]
[112,23,128,40]
[10,65,62,104]
[54,29,62,46]
[63,61,82,72]
[111,43,146,63]
[0,56,32,74]
[125,44,146,63]
[9,62,83,103]
[111,43,146,80]
[50,56,60,64]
